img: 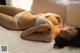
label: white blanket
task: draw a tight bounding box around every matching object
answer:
[0,26,80,53]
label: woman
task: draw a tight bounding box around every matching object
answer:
[0,5,63,42]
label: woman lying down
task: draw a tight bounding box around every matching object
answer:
[1,5,80,48]
[0,5,63,43]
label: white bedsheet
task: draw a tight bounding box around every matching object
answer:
[0,26,80,53]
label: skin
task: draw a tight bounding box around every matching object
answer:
[54,27,78,48]
[20,23,53,42]
[0,5,63,42]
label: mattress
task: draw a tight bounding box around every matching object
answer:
[0,26,80,53]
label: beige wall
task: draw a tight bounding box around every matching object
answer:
[6,0,66,20]
[6,0,80,26]
[31,0,66,20]
[31,0,80,26]
[6,0,33,11]
[6,0,12,5]
[66,0,80,26]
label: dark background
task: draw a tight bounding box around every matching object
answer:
[0,0,6,5]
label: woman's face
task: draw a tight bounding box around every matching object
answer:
[54,27,78,48]
[58,27,77,40]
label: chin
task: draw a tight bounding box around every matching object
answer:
[54,27,80,48]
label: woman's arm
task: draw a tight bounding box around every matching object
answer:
[20,23,51,39]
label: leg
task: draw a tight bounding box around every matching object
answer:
[0,5,24,16]
[0,13,17,30]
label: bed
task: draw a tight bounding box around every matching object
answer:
[0,26,80,53]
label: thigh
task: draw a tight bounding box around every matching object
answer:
[0,5,25,16]
[0,13,17,30]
